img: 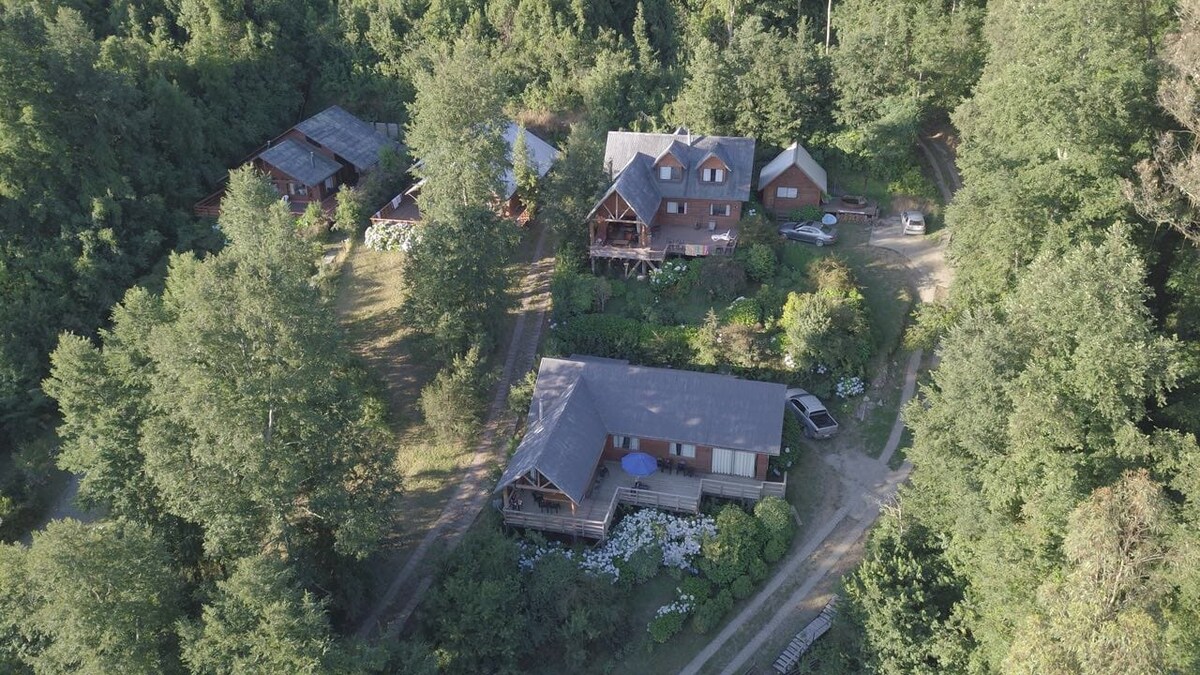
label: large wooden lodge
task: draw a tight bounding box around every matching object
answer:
[495,357,788,539]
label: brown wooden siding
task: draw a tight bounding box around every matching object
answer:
[599,435,768,480]
[653,199,742,229]
[760,164,823,216]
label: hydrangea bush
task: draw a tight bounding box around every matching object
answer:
[648,591,696,643]
[364,221,419,252]
[835,375,865,398]
[517,509,715,582]
[648,260,690,293]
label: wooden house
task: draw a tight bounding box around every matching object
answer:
[587,129,756,277]
[495,356,787,539]
[757,142,828,218]
[194,106,400,217]
[369,122,559,227]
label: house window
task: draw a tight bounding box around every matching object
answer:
[710,203,731,217]
[325,176,336,190]
[613,435,639,450]
[776,186,799,199]
[658,165,681,181]
[296,184,308,196]
[701,168,726,183]
[671,443,696,458]
[287,183,297,196]
[666,201,686,215]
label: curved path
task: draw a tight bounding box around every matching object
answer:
[683,135,961,675]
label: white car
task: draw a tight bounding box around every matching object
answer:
[901,211,926,235]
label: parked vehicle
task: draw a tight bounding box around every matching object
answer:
[822,194,878,219]
[786,388,840,439]
[901,210,926,235]
[779,221,838,247]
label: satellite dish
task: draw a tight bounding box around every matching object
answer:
[821,213,838,226]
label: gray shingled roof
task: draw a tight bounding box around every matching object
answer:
[758,142,828,194]
[496,357,786,503]
[590,155,661,223]
[258,139,342,186]
[603,130,756,202]
[495,377,609,504]
[295,106,397,172]
[499,122,560,201]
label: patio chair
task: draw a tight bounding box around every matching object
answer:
[675,460,687,475]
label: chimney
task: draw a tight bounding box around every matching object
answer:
[309,151,315,167]
[538,399,544,422]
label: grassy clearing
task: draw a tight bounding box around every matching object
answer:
[334,245,472,562]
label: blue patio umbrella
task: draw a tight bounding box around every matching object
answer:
[620,452,658,478]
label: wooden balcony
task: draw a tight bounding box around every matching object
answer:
[501,460,786,540]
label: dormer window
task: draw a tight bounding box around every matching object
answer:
[658,165,682,181]
[701,168,726,183]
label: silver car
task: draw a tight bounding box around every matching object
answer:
[779,221,838,247]
[901,210,926,235]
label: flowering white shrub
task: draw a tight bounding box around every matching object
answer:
[517,509,715,582]
[364,221,419,252]
[835,376,866,399]
[654,592,696,618]
[649,260,689,292]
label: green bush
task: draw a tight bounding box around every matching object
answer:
[551,314,696,367]
[649,259,692,294]
[619,544,662,587]
[333,186,364,236]
[420,347,488,445]
[770,414,805,475]
[648,609,686,643]
[763,538,789,563]
[691,590,735,634]
[700,504,766,586]
[725,296,762,326]
[755,496,796,563]
[731,575,754,600]
[887,164,939,201]
[781,261,872,377]
[788,205,824,222]
[679,575,713,602]
[507,369,538,418]
[741,243,777,282]
[698,257,747,301]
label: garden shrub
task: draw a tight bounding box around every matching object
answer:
[364,220,419,251]
[731,575,754,600]
[420,346,488,445]
[781,276,872,378]
[619,544,662,587]
[717,323,768,369]
[551,270,599,321]
[679,575,713,602]
[725,296,761,327]
[552,315,695,367]
[333,186,364,235]
[697,257,747,301]
[788,204,824,222]
[648,606,688,643]
[649,259,692,294]
[700,504,766,586]
[770,414,805,476]
[741,243,777,282]
[507,369,538,418]
[808,257,855,294]
[755,497,795,563]
[691,590,735,635]
[734,209,781,252]
[887,164,939,201]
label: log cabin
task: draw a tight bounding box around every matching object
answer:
[587,128,756,277]
[369,122,559,227]
[496,356,788,539]
[757,141,828,218]
[194,106,400,217]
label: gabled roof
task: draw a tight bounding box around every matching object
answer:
[654,140,691,169]
[496,357,786,502]
[295,106,397,172]
[258,139,342,186]
[500,123,560,201]
[602,129,756,202]
[495,377,609,504]
[758,142,828,194]
[589,155,661,223]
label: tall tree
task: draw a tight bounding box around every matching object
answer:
[0,519,185,673]
[405,37,509,225]
[946,0,1165,302]
[46,170,399,567]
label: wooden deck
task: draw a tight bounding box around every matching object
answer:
[502,461,786,539]
[589,223,738,262]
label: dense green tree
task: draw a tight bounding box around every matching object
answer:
[903,227,1185,670]
[539,124,609,252]
[830,0,985,166]
[46,170,399,566]
[946,0,1166,302]
[406,37,509,225]
[181,555,375,674]
[842,513,971,674]
[0,520,186,673]
[403,203,520,353]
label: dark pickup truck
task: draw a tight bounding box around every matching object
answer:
[785,388,840,439]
